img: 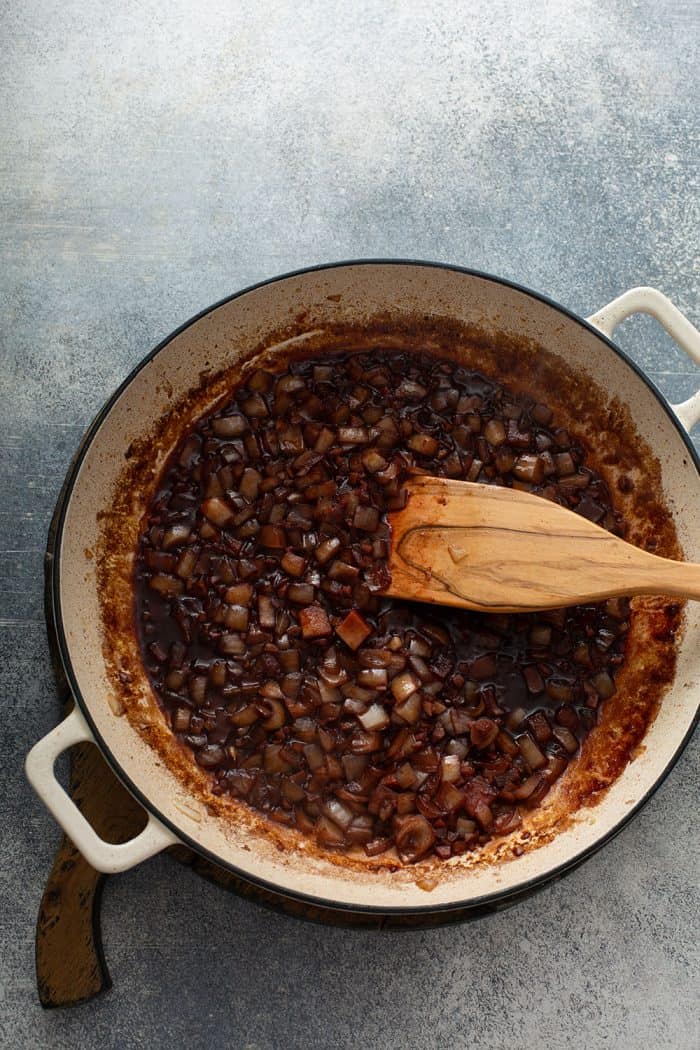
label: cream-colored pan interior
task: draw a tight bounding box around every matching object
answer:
[55,264,699,910]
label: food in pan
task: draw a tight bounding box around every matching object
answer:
[136,348,632,863]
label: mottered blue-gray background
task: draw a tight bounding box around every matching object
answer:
[1,2,698,1047]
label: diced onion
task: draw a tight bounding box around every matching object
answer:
[358,703,390,731]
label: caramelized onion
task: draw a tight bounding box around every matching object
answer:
[136,347,629,865]
[395,815,435,863]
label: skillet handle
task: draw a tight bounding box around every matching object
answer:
[587,286,700,433]
[25,706,178,873]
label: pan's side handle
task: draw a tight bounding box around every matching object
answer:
[25,707,178,873]
[587,286,700,433]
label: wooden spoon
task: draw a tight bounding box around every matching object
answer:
[386,475,700,613]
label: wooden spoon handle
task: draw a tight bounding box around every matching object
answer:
[387,477,700,612]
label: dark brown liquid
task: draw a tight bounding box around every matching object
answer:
[135,349,629,862]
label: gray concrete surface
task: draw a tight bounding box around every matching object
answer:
[1,1,698,1047]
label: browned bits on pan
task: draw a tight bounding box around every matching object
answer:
[135,348,631,863]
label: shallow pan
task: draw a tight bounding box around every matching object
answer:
[26,262,700,916]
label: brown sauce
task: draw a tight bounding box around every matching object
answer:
[134,348,635,862]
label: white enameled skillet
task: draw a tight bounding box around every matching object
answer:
[26,263,700,916]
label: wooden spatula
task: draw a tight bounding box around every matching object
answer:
[385,475,700,613]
